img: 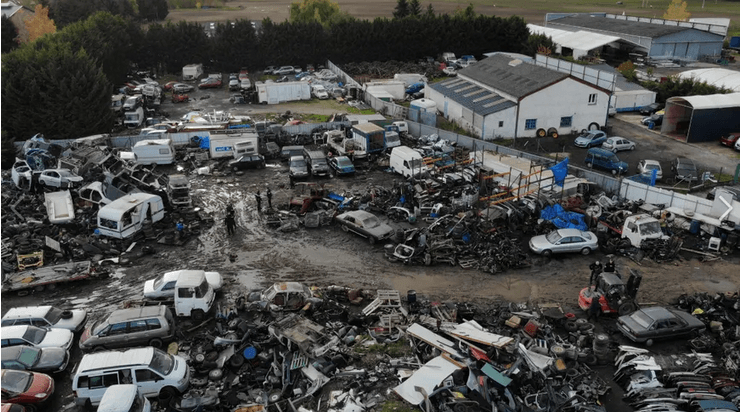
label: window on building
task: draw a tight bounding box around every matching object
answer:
[498,121,504,128]
[588,94,597,104]
[525,119,537,130]
[560,117,572,128]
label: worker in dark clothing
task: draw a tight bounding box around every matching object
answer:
[266,187,273,210]
[589,261,602,286]
[604,256,615,273]
[587,296,602,322]
[255,190,262,212]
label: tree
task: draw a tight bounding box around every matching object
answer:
[2,42,115,140]
[424,4,435,18]
[50,0,136,28]
[522,33,555,57]
[2,15,19,53]
[454,3,476,19]
[409,0,421,17]
[137,0,169,21]
[289,0,350,26]
[617,60,637,82]
[663,0,690,21]
[393,0,409,19]
[26,4,56,42]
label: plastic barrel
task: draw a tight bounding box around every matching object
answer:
[243,346,257,360]
[690,220,701,234]
[407,290,417,304]
[647,121,654,130]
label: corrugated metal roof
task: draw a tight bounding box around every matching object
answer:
[668,93,740,110]
[549,15,687,38]
[676,68,740,92]
[458,54,568,100]
[528,24,621,52]
[592,63,648,92]
[1,1,23,18]
[428,79,516,116]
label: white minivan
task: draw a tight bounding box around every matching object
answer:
[389,146,429,178]
[72,347,189,408]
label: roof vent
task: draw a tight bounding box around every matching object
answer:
[508,59,523,67]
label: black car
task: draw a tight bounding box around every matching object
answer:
[671,157,698,182]
[1,346,69,374]
[617,306,705,346]
[288,156,309,180]
[228,154,266,171]
[639,102,664,116]
[641,113,663,127]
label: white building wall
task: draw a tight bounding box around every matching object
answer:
[518,78,609,137]
[613,89,656,112]
[482,108,517,140]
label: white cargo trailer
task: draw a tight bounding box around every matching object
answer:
[256,81,311,104]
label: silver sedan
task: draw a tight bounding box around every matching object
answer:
[529,228,599,257]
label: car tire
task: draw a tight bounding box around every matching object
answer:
[618,301,636,316]
[547,128,558,139]
[588,122,599,131]
[92,345,107,353]
[341,225,348,232]
[536,128,547,138]
[630,145,635,150]
[232,166,239,172]
[149,338,163,348]
[368,236,376,245]
[645,339,654,347]
[542,249,553,258]
[611,169,618,176]
[192,309,205,321]
[586,162,593,168]
[61,310,74,319]
[580,247,591,255]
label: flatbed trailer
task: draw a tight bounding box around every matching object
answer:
[2,260,94,294]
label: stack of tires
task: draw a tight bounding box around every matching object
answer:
[592,333,611,365]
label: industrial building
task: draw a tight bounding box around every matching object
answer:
[545,13,725,63]
[662,93,740,143]
[425,54,612,140]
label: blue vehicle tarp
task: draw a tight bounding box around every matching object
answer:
[540,204,588,231]
[549,158,568,186]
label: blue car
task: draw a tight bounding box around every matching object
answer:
[574,130,607,148]
[405,82,425,94]
[328,156,355,176]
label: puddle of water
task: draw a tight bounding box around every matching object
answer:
[235,268,264,289]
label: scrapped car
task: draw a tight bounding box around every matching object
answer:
[641,113,663,126]
[636,159,663,180]
[260,282,314,310]
[144,270,222,299]
[328,156,356,176]
[311,85,329,99]
[263,66,277,75]
[573,130,608,148]
[706,186,740,202]
[1,403,28,412]
[198,78,222,89]
[602,136,636,152]
[671,157,699,182]
[171,93,189,103]
[335,210,395,244]
[442,66,457,77]
[171,83,194,93]
[288,156,309,180]
[0,325,73,351]
[1,346,69,375]
[0,370,54,407]
[529,229,598,257]
[617,306,705,346]
[228,78,240,91]
[78,306,175,352]
[11,160,32,189]
[228,154,266,171]
[97,385,150,412]
[37,169,83,189]
[2,306,88,333]
[274,66,300,75]
[720,132,740,148]
[639,102,664,116]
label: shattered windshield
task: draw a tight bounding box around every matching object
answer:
[639,221,661,236]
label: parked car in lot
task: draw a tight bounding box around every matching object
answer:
[335,210,395,244]
[584,147,628,175]
[574,130,608,148]
[601,136,636,152]
[97,385,150,412]
[37,169,83,189]
[2,305,88,333]
[78,306,175,352]
[0,325,74,351]
[163,81,178,91]
[328,156,356,176]
[311,84,329,99]
[671,157,699,182]
[288,156,309,180]
[1,346,69,374]
[263,66,277,75]
[442,66,457,77]
[641,112,663,127]
[0,370,54,408]
[636,159,663,180]
[171,83,194,93]
[720,132,740,147]
[229,77,240,91]
[198,78,222,89]
[617,306,705,346]
[528,229,599,257]
[274,66,300,75]
[639,102,664,115]
[228,154,266,171]
[144,270,222,299]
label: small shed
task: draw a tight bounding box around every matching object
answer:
[661,93,740,143]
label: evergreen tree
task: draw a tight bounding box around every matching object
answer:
[2,42,115,140]
[51,0,136,28]
[409,0,422,17]
[393,0,409,19]
[137,0,169,21]
[424,4,435,18]
[1,15,18,53]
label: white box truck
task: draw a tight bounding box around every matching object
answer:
[256,81,311,104]
[183,64,203,81]
[208,131,259,159]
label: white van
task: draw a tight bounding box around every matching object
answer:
[132,139,175,166]
[72,347,189,408]
[390,146,429,178]
[97,193,165,239]
[174,270,216,321]
[98,385,151,412]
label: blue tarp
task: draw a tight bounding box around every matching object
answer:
[540,204,588,231]
[197,136,210,149]
[549,158,568,187]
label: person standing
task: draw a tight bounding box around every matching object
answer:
[266,187,273,210]
[255,190,262,213]
[225,206,235,235]
[588,296,602,322]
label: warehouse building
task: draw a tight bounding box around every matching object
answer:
[545,13,725,63]
[661,93,740,143]
[426,54,612,140]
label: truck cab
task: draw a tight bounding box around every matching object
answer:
[622,214,667,247]
[174,271,215,321]
[383,125,401,152]
[390,146,429,178]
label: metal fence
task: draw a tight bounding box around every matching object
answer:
[327,60,409,121]
[282,121,350,136]
[325,60,361,89]
[620,179,714,215]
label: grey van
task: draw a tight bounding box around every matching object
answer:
[584,147,628,175]
[79,306,174,352]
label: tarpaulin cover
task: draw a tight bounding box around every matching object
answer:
[540,204,588,231]
[549,158,569,187]
[198,136,210,149]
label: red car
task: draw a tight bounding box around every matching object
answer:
[163,81,178,91]
[720,132,739,147]
[171,93,190,103]
[1,404,28,412]
[0,370,54,407]
[199,78,222,89]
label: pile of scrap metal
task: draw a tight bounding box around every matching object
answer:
[677,292,740,360]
